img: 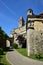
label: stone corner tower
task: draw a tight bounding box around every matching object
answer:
[19,16,25,27]
[26,9,34,56]
[26,9,43,56]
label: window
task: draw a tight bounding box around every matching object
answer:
[30,22,34,26]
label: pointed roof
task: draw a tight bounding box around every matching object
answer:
[18,16,25,23]
[20,16,24,21]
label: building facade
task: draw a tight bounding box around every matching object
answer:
[26,9,43,56]
[11,9,43,56]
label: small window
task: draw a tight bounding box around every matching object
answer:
[30,22,34,26]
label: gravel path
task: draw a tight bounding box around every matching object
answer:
[6,49,43,65]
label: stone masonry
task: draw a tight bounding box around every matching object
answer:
[11,9,43,56]
[26,9,43,56]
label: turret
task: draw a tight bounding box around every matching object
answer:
[27,9,33,15]
[19,16,25,27]
[26,9,34,30]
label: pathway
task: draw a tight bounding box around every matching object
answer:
[6,49,43,65]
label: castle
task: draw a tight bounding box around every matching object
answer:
[11,9,43,56]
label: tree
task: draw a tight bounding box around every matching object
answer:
[0,27,9,48]
[17,35,26,48]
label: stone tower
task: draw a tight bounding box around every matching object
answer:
[26,9,34,56]
[26,9,43,56]
[19,16,25,27]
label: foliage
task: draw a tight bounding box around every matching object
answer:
[3,47,10,51]
[0,27,9,48]
[17,35,26,48]
[0,48,3,55]
[0,52,11,65]
[11,43,18,49]
[29,53,43,61]
[35,52,41,59]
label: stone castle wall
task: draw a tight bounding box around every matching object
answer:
[27,21,43,56]
[34,30,43,54]
[11,9,43,56]
[13,25,26,47]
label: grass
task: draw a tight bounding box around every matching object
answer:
[16,48,43,61]
[16,48,27,56]
[0,51,11,65]
[29,54,43,61]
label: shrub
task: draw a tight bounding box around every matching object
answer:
[0,48,3,55]
[12,43,18,49]
[35,52,41,59]
[3,47,9,51]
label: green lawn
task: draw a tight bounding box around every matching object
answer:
[0,52,11,65]
[16,48,43,61]
[16,48,27,56]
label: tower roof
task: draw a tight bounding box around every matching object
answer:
[18,16,24,22]
[27,9,33,12]
[20,16,23,20]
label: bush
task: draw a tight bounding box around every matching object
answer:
[35,52,41,59]
[0,48,3,55]
[12,43,18,49]
[3,47,10,51]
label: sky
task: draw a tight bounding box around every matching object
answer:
[0,0,43,36]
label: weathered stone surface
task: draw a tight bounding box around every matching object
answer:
[27,29,34,56]
[27,27,43,56]
[10,9,43,56]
